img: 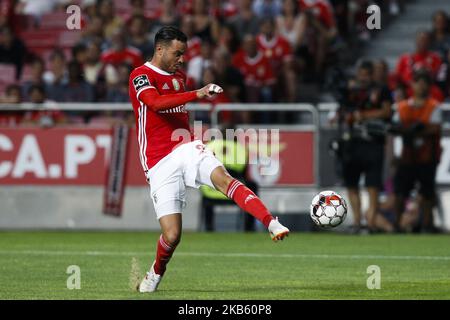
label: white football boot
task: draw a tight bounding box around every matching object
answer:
[138,263,162,293]
[268,217,290,242]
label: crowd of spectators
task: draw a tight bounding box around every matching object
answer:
[333,6,450,234]
[0,0,409,125]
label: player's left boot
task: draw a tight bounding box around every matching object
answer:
[268,217,290,242]
[138,263,162,293]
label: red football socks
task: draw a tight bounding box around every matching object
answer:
[226,179,274,228]
[153,234,177,276]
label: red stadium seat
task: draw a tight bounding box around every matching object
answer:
[39,12,70,30]
[0,64,16,83]
[15,14,37,31]
[19,30,59,50]
[0,64,16,95]
[20,64,34,83]
[58,30,82,48]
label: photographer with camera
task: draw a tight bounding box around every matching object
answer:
[335,60,392,234]
[390,69,442,233]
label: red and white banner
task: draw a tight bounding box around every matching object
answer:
[0,127,316,186]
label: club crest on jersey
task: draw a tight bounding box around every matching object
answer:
[133,74,150,92]
[172,78,180,91]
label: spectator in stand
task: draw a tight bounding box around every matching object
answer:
[0,0,22,33]
[329,0,349,39]
[216,23,240,54]
[84,40,117,101]
[212,47,245,103]
[58,61,94,103]
[395,31,445,102]
[180,15,202,64]
[105,63,132,103]
[1,83,21,103]
[127,15,154,61]
[81,0,97,22]
[80,15,107,49]
[297,0,338,78]
[187,39,214,88]
[21,56,46,101]
[228,0,261,40]
[252,0,282,19]
[0,84,23,127]
[0,26,26,80]
[429,10,450,60]
[191,0,221,43]
[209,0,238,21]
[97,0,124,41]
[276,0,303,51]
[395,30,442,88]
[149,0,180,40]
[257,18,296,102]
[72,43,88,66]
[101,28,143,69]
[232,33,276,106]
[43,48,68,97]
[391,70,442,233]
[373,59,391,89]
[22,84,67,127]
[125,0,155,21]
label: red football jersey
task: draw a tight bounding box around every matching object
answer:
[232,50,276,87]
[129,62,194,172]
[185,37,202,64]
[299,0,336,29]
[101,47,144,68]
[395,51,442,85]
[256,34,293,70]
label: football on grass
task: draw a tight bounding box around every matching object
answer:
[310,190,347,228]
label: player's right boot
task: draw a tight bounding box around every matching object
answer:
[268,217,290,242]
[138,263,162,293]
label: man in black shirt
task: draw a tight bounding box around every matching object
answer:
[337,60,392,233]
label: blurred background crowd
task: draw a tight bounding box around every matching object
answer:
[0,0,434,125]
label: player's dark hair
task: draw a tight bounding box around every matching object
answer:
[154,26,188,47]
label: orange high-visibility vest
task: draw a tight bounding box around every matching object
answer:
[397,98,441,164]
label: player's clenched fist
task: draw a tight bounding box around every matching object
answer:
[196,84,223,98]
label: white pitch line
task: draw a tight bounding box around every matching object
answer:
[0,250,449,261]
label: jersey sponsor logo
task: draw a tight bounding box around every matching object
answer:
[172,78,180,91]
[158,105,187,114]
[162,83,170,90]
[133,74,150,92]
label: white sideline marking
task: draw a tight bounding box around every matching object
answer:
[0,250,449,261]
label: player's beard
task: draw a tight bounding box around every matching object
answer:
[162,59,178,73]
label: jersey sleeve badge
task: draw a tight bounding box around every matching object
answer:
[133,74,151,92]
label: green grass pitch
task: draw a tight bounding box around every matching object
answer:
[0,231,449,299]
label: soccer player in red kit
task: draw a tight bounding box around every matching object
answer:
[129,27,290,293]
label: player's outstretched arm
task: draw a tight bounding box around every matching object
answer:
[139,84,223,112]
